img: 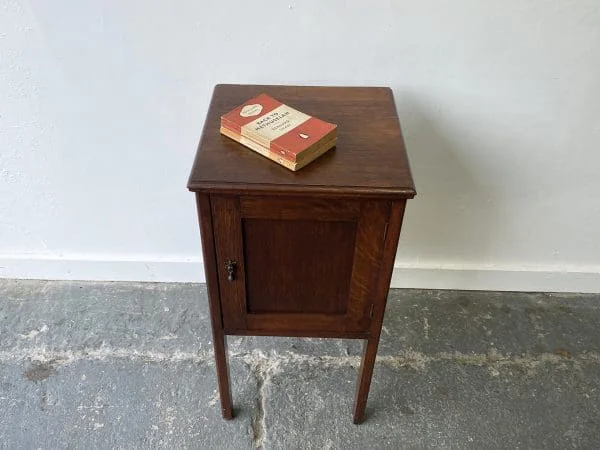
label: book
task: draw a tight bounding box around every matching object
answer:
[220,126,336,171]
[220,93,337,171]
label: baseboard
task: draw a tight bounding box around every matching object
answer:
[0,254,205,283]
[390,262,600,293]
[1,254,599,293]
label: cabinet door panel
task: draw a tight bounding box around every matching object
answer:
[243,219,356,314]
[211,195,390,335]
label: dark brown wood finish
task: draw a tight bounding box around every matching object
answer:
[210,195,248,332]
[353,200,407,424]
[189,85,415,423]
[345,201,390,331]
[239,197,361,221]
[243,219,356,314]
[210,196,390,336]
[188,85,416,199]
[195,194,233,419]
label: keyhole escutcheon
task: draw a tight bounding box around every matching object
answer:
[225,260,237,282]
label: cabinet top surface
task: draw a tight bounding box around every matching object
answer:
[187,84,415,198]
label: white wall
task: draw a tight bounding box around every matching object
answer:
[1,1,599,292]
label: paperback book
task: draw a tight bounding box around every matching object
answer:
[220,93,337,171]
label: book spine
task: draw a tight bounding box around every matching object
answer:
[221,122,286,160]
[222,121,336,164]
[220,126,299,171]
[269,126,337,162]
[293,138,336,170]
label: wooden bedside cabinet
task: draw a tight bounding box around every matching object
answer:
[187,84,415,424]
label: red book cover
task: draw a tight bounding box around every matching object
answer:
[221,94,337,162]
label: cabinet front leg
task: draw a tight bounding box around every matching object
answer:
[213,328,233,419]
[196,193,234,420]
[353,335,380,424]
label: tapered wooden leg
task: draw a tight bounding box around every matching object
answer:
[353,200,407,424]
[196,193,234,420]
[353,334,381,424]
[212,329,233,419]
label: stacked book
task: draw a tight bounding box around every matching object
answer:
[220,93,337,171]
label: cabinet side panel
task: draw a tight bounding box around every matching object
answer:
[370,200,407,326]
[345,201,391,331]
[195,193,223,328]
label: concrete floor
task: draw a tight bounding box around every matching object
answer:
[0,280,599,449]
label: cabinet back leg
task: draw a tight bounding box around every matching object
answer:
[213,331,233,419]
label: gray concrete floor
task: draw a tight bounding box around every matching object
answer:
[0,280,599,449]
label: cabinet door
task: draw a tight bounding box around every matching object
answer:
[211,195,390,336]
